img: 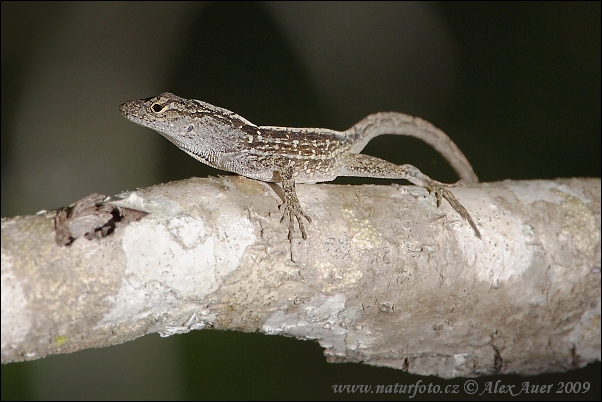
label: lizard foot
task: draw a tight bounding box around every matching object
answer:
[279,201,312,240]
[428,184,481,238]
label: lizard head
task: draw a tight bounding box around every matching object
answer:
[120,92,253,158]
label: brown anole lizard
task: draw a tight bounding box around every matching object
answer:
[120,93,481,239]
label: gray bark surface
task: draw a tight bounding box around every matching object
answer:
[1,177,600,378]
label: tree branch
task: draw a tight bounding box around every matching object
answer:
[1,176,600,378]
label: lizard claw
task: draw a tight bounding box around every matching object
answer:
[279,202,311,240]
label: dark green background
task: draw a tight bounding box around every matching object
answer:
[2,2,600,400]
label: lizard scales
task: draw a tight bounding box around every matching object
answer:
[120,92,480,239]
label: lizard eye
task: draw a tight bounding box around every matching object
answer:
[151,102,167,114]
[186,125,194,132]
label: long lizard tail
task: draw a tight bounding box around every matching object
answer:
[344,112,478,183]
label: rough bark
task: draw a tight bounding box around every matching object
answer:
[1,176,600,378]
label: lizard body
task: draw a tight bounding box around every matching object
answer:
[120,93,480,239]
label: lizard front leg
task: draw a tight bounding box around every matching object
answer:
[274,165,312,240]
[338,154,481,238]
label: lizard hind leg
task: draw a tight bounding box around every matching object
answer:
[338,154,481,238]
